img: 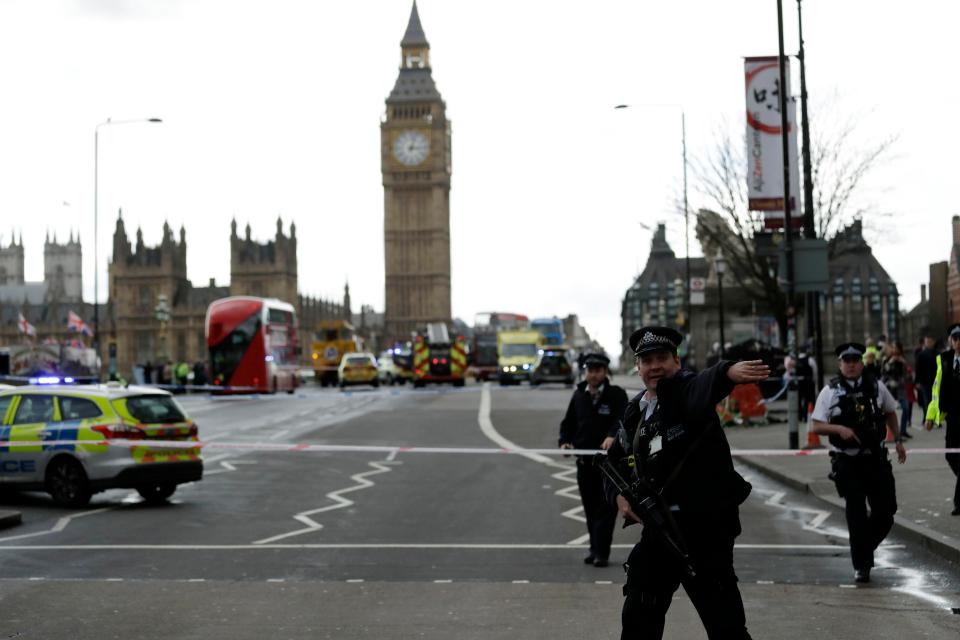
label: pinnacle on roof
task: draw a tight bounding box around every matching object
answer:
[401,1,429,47]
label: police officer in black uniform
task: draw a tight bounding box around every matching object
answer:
[605,326,768,639]
[559,352,628,567]
[811,342,906,583]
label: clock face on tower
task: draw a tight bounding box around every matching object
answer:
[393,129,430,166]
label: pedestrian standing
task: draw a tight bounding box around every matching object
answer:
[881,341,911,438]
[143,361,154,385]
[559,352,627,567]
[811,342,907,582]
[915,332,938,420]
[605,326,768,639]
[924,323,960,516]
[863,350,881,381]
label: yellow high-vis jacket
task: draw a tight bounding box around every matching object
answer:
[926,352,958,425]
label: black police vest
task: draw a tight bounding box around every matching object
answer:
[628,401,672,488]
[827,376,885,450]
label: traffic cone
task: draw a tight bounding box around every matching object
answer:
[804,402,822,448]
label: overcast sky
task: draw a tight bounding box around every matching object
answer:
[0,0,950,357]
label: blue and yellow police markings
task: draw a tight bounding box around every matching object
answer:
[42,421,80,451]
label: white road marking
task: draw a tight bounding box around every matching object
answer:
[753,488,847,538]
[478,383,585,542]
[433,579,452,583]
[267,579,285,583]
[346,579,364,583]
[252,460,395,544]
[0,507,115,543]
[512,580,529,584]
[0,542,880,551]
[205,459,258,475]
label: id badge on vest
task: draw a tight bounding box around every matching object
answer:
[648,434,663,457]
[598,404,611,416]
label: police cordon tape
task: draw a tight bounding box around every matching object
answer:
[1,440,959,455]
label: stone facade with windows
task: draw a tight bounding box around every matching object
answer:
[105,212,350,376]
[822,220,899,349]
[621,219,901,370]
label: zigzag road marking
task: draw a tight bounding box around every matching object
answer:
[477,383,585,544]
[0,507,115,543]
[252,460,395,544]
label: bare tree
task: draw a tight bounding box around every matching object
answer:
[688,102,897,345]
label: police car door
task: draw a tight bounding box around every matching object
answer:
[0,394,16,484]
[4,394,56,484]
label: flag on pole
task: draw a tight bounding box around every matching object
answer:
[17,312,36,337]
[67,311,93,336]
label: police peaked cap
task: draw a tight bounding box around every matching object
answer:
[581,352,610,368]
[629,326,683,356]
[835,342,866,358]
[950,323,960,338]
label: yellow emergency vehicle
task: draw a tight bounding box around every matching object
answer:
[498,329,543,385]
[312,320,364,387]
[0,384,202,507]
[413,323,467,388]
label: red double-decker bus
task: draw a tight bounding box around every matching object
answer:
[205,296,300,394]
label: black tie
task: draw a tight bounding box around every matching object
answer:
[954,359,959,379]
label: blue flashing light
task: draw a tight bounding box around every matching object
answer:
[64,377,75,384]
[265,355,275,362]
[34,376,61,385]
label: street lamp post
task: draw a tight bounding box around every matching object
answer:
[614,104,691,353]
[93,117,162,376]
[715,251,726,359]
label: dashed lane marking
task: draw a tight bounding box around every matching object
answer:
[0,543,898,551]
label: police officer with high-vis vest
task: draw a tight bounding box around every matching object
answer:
[559,352,628,567]
[811,342,907,583]
[605,326,768,640]
[924,323,960,516]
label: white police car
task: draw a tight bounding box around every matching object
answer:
[0,384,202,507]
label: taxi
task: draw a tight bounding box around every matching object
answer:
[0,384,203,507]
[337,352,380,389]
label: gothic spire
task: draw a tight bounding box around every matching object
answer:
[401,1,428,47]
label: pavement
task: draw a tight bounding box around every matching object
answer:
[727,404,960,566]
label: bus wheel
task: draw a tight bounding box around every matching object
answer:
[46,457,92,508]
[137,483,177,504]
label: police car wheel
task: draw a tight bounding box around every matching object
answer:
[46,457,92,508]
[136,483,177,504]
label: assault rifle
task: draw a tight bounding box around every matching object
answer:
[596,454,696,578]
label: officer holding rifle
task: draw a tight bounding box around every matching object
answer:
[603,326,768,640]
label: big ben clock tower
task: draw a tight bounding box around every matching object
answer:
[382,1,452,342]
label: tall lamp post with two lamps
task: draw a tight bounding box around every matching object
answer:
[93,117,162,377]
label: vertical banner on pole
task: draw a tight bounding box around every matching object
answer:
[744,56,800,229]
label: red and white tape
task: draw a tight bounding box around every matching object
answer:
[2,440,960,456]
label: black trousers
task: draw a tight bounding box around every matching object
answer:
[945,417,960,509]
[833,452,898,571]
[621,508,751,640]
[576,457,618,560]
